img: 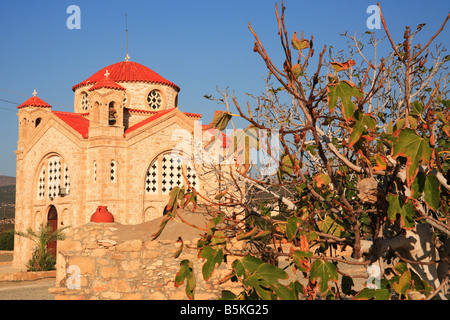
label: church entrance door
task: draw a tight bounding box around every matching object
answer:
[47,205,58,257]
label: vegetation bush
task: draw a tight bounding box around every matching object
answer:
[0,229,14,250]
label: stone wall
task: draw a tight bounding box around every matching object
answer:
[50,211,241,300]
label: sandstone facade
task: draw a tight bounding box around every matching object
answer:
[50,214,242,300]
[13,60,222,268]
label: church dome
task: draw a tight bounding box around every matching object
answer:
[72,61,180,92]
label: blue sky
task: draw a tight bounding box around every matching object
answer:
[0,0,448,177]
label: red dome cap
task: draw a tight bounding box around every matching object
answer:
[72,61,179,92]
[17,96,52,109]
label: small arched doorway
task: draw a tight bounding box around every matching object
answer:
[47,205,58,257]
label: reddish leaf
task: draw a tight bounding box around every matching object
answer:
[330,59,356,72]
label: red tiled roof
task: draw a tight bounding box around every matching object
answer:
[88,76,126,91]
[127,108,202,118]
[72,61,180,92]
[127,108,162,114]
[17,96,52,109]
[125,109,203,135]
[184,112,202,118]
[125,109,173,135]
[52,111,89,138]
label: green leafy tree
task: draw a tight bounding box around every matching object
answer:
[15,223,69,271]
[155,2,450,300]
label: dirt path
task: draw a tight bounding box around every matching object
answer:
[0,278,55,300]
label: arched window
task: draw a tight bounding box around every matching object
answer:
[35,118,42,127]
[145,153,199,195]
[36,155,70,200]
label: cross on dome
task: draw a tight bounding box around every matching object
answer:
[104,70,110,77]
[32,89,37,96]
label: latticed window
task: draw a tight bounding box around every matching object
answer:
[48,155,61,199]
[64,164,70,192]
[81,92,89,111]
[147,90,163,110]
[186,163,198,192]
[145,161,158,194]
[161,154,182,194]
[36,155,70,200]
[37,166,46,199]
[110,160,116,183]
[145,153,199,195]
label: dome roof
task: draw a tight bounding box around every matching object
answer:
[17,95,52,109]
[88,75,126,92]
[72,61,180,92]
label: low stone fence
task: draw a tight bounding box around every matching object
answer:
[50,212,241,300]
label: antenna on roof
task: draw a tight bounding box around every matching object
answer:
[125,13,130,61]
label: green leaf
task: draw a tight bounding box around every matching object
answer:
[257,262,289,283]
[355,288,391,300]
[341,276,354,295]
[392,269,411,295]
[167,186,185,212]
[394,262,408,275]
[386,194,415,229]
[286,217,302,240]
[348,111,376,147]
[243,274,272,300]
[237,256,295,300]
[252,263,295,300]
[423,174,440,210]
[219,290,237,300]
[280,154,296,175]
[412,173,440,210]
[327,80,363,119]
[310,259,339,293]
[392,129,431,186]
[289,281,305,299]
[293,250,312,272]
[317,213,345,237]
[200,246,223,281]
[410,101,424,116]
[175,260,196,300]
[233,255,263,277]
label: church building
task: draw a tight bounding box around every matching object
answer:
[13,57,221,267]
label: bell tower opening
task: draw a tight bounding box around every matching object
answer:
[109,102,117,126]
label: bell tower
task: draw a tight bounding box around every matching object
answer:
[17,90,52,147]
[87,70,126,138]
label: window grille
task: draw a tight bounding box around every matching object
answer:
[110,160,116,183]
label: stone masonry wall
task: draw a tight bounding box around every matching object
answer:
[50,218,241,300]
